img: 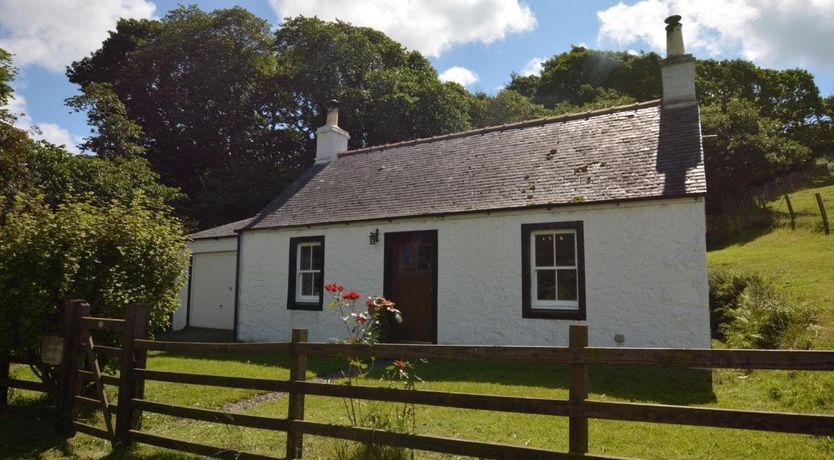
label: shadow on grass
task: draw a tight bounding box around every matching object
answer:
[384,359,716,405]
[149,351,344,377]
[0,394,68,459]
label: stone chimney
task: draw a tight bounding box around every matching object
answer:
[661,15,697,108]
[315,99,350,164]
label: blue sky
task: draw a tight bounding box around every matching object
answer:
[2,0,834,153]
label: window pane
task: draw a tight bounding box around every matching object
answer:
[311,244,322,270]
[555,233,575,266]
[300,245,311,270]
[402,246,416,271]
[312,272,321,296]
[557,269,577,301]
[417,245,432,271]
[534,234,554,267]
[301,272,313,296]
[536,270,556,301]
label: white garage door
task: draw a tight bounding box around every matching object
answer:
[190,251,236,330]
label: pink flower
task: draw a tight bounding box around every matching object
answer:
[393,359,407,369]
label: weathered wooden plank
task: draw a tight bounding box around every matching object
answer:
[286,328,307,459]
[128,430,283,460]
[74,395,117,411]
[133,339,291,354]
[73,421,111,440]
[8,356,37,365]
[84,336,115,441]
[582,400,834,435]
[0,377,57,394]
[116,303,150,447]
[79,317,126,332]
[80,343,122,359]
[296,342,575,363]
[77,370,120,386]
[135,368,290,392]
[132,398,290,431]
[297,343,834,370]
[294,381,571,416]
[569,325,589,455]
[292,420,627,460]
[581,348,834,370]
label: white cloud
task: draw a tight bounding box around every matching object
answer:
[269,0,537,57]
[438,66,479,86]
[520,56,545,76]
[596,0,834,70]
[0,0,156,72]
[6,93,83,153]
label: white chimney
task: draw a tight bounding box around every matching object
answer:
[315,99,350,164]
[661,15,697,108]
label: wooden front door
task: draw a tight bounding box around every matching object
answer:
[385,231,437,343]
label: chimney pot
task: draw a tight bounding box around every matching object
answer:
[315,98,350,164]
[325,99,340,126]
[661,15,696,107]
[665,15,685,57]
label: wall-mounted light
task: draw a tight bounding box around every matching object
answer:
[369,228,379,245]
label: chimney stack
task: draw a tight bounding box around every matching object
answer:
[315,99,350,164]
[661,15,697,108]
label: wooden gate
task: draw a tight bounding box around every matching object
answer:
[1,299,150,448]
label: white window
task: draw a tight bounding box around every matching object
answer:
[531,229,578,309]
[295,241,322,303]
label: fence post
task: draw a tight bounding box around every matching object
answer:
[569,324,589,456]
[815,193,830,235]
[286,328,308,459]
[0,355,8,414]
[56,299,89,436]
[784,194,796,230]
[115,303,151,448]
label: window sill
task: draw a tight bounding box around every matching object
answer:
[522,308,585,320]
[287,302,322,311]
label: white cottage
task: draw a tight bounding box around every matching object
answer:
[175,17,710,348]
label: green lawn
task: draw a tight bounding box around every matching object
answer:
[3,173,834,459]
[4,352,834,459]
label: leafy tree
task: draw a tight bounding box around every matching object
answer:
[68,6,306,228]
[468,89,552,128]
[1,57,189,369]
[68,9,471,229]
[508,47,662,108]
[273,16,471,148]
[66,82,146,158]
[0,193,188,360]
[0,48,14,123]
[701,98,812,198]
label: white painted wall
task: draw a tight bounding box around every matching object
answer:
[172,237,238,331]
[237,197,710,348]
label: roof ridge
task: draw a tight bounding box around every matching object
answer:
[338,99,662,158]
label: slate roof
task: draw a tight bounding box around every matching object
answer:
[189,217,254,240]
[244,99,705,230]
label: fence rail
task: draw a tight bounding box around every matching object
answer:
[5,301,834,460]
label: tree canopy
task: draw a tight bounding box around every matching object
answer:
[63,6,833,227]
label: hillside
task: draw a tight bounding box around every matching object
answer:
[708,172,834,346]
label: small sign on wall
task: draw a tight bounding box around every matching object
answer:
[40,335,64,366]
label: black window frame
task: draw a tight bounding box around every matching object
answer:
[521,221,586,320]
[287,236,325,311]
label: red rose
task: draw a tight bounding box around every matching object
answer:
[343,291,360,300]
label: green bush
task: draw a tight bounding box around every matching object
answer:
[708,269,819,349]
[0,193,189,360]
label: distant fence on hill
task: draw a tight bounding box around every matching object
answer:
[712,162,831,215]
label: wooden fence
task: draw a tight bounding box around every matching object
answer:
[3,300,834,459]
